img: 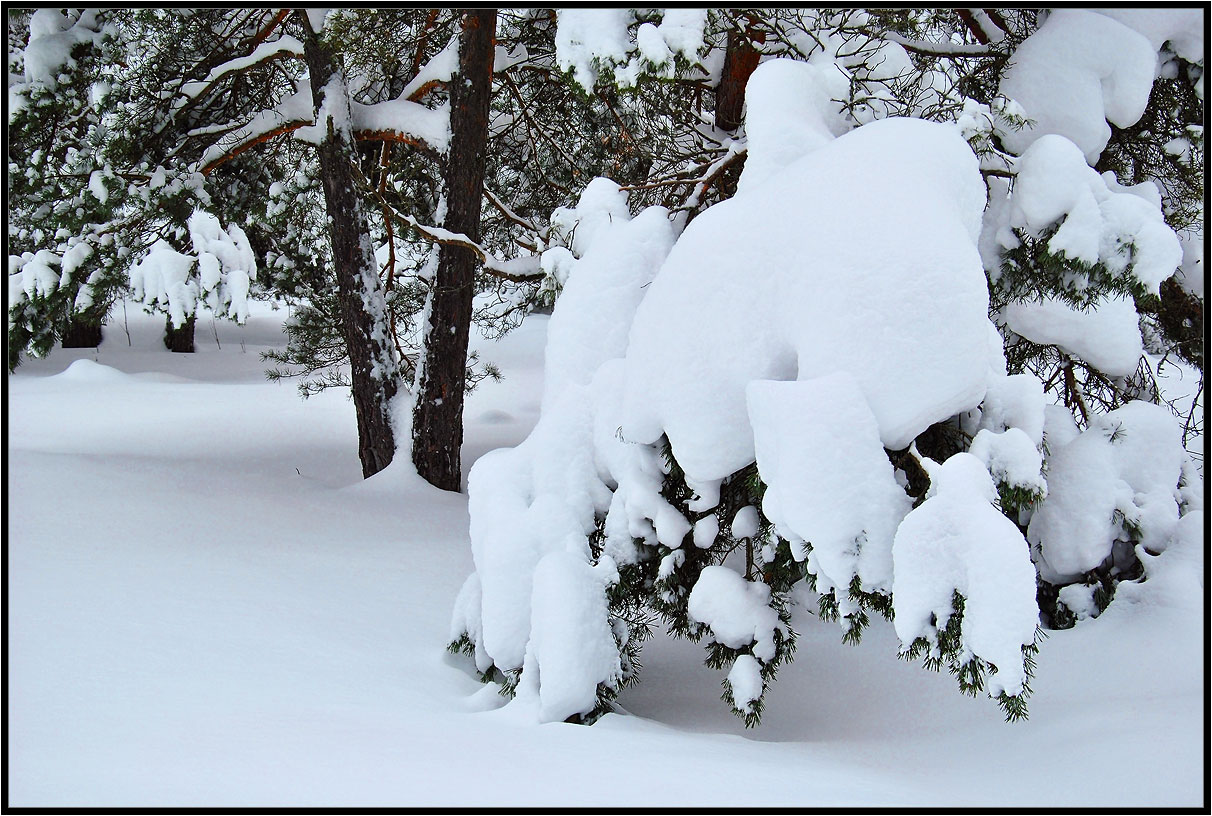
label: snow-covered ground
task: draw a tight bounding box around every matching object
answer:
[6,301,1205,808]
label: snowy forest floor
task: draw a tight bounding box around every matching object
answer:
[6,301,1206,808]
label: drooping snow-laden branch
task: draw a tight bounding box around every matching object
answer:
[483,187,551,248]
[393,213,544,283]
[196,25,462,175]
[176,36,305,109]
[618,144,749,217]
[199,83,451,174]
[877,30,998,58]
[956,9,1007,46]
[150,10,302,145]
[360,173,543,283]
[247,8,291,52]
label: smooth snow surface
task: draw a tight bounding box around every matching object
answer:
[623,116,996,481]
[747,375,912,601]
[6,303,1206,807]
[735,57,850,194]
[997,10,1157,162]
[1002,294,1144,378]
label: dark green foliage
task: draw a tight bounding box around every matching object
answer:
[995,482,1045,517]
[1036,577,1076,631]
[446,633,502,686]
[899,591,1040,722]
[1096,54,1204,235]
[993,223,1152,314]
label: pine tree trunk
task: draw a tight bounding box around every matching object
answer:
[163,315,195,353]
[61,315,102,348]
[715,25,763,132]
[299,13,399,479]
[411,10,496,492]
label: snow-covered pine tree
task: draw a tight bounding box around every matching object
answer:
[450,8,1203,728]
[7,9,303,363]
[8,9,122,365]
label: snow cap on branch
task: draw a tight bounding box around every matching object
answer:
[997,10,1157,163]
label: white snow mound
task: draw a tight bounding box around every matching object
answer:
[622,116,996,481]
[998,10,1157,163]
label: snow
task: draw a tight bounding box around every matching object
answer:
[555,9,631,90]
[968,428,1046,498]
[7,14,1207,802]
[303,9,331,34]
[523,552,622,723]
[124,211,259,329]
[692,514,719,550]
[891,453,1041,697]
[555,9,707,90]
[1175,229,1204,298]
[747,375,912,601]
[686,566,781,662]
[622,116,996,481]
[997,10,1158,163]
[1028,401,1189,581]
[87,169,109,204]
[1005,135,1182,296]
[351,96,451,154]
[655,10,707,61]
[6,301,1206,807]
[457,191,678,690]
[182,36,305,102]
[20,9,102,88]
[128,240,199,329]
[547,176,634,260]
[401,35,458,99]
[735,58,851,194]
[187,210,258,323]
[59,240,94,293]
[1001,294,1143,378]
[1092,8,1205,64]
[727,654,763,713]
[201,75,451,175]
[540,200,675,407]
[972,373,1046,446]
[730,506,760,540]
[1056,583,1099,621]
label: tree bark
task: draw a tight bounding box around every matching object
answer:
[715,24,763,132]
[163,315,195,353]
[62,314,102,348]
[411,10,496,492]
[299,13,399,478]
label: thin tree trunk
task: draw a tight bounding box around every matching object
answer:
[411,10,496,492]
[715,25,763,132]
[62,314,102,348]
[163,315,195,353]
[299,13,399,478]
